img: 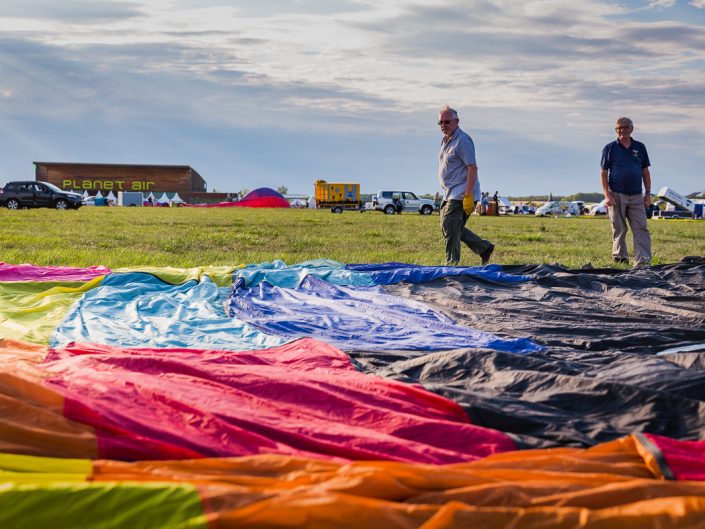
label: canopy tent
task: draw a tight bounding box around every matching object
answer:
[105,191,116,202]
[82,190,89,199]
[170,192,184,203]
[144,192,156,201]
[94,190,103,199]
[0,258,704,527]
[156,192,170,204]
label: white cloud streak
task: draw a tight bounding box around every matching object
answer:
[1,0,704,194]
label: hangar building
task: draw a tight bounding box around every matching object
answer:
[33,162,212,202]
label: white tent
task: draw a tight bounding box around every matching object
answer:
[170,192,184,203]
[94,190,103,199]
[156,192,170,204]
[145,192,155,201]
[106,191,116,202]
[82,190,89,199]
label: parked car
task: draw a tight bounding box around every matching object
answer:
[511,204,535,215]
[373,190,435,215]
[535,201,581,217]
[589,199,608,216]
[0,181,83,210]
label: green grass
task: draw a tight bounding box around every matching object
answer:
[1,207,703,268]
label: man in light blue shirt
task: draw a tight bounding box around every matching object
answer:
[437,105,494,266]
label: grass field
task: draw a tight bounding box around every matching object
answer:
[1,207,703,269]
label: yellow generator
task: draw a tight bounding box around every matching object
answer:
[314,180,361,213]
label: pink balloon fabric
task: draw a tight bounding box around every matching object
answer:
[646,433,705,481]
[0,262,110,282]
[43,338,516,462]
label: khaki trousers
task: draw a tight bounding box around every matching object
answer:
[440,200,492,266]
[608,192,652,266]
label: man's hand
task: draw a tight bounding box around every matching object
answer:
[604,192,615,207]
[644,194,651,207]
[463,194,474,215]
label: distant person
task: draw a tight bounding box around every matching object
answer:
[436,105,494,266]
[481,192,489,215]
[492,191,499,216]
[600,117,652,267]
[147,196,153,206]
[434,192,441,211]
[392,193,403,214]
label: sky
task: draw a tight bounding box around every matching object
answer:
[0,0,704,197]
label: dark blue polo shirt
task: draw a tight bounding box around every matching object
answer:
[600,139,650,195]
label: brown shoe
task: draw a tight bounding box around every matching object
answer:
[480,244,495,265]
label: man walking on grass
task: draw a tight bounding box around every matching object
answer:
[437,105,494,266]
[600,117,652,267]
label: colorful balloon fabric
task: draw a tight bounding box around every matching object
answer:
[1,258,705,528]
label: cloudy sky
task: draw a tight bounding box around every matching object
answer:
[1,0,704,196]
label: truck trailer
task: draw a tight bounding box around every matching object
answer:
[314,180,361,213]
[654,187,695,219]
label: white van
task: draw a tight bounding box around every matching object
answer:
[535,201,581,217]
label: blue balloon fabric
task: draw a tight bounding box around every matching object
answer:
[345,262,532,285]
[51,261,540,354]
[227,275,543,353]
[51,272,286,350]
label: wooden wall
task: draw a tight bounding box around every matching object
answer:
[34,163,207,196]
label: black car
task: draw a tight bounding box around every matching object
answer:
[0,181,83,210]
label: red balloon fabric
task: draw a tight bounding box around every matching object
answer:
[646,434,705,481]
[188,188,290,208]
[42,339,516,462]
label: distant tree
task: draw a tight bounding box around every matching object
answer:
[565,192,604,203]
[277,185,288,195]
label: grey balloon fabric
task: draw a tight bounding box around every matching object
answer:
[350,259,705,448]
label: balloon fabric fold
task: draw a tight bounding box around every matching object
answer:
[0,259,704,528]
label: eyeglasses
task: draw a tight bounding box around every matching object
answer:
[438,119,455,125]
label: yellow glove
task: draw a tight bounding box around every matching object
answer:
[462,194,474,215]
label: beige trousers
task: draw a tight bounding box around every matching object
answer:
[608,192,652,266]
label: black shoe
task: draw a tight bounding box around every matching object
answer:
[613,257,629,264]
[480,244,495,265]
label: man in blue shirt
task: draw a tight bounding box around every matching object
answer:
[437,105,494,266]
[600,117,652,267]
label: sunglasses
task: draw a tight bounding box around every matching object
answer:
[438,119,455,125]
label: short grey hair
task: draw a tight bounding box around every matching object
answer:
[616,117,633,129]
[440,105,458,119]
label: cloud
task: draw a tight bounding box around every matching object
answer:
[648,0,676,7]
[0,0,704,195]
[0,0,142,22]
[691,0,705,7]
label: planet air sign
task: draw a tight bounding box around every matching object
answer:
[62,179,156,191]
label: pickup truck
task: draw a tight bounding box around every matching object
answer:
[372,191,435,215]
